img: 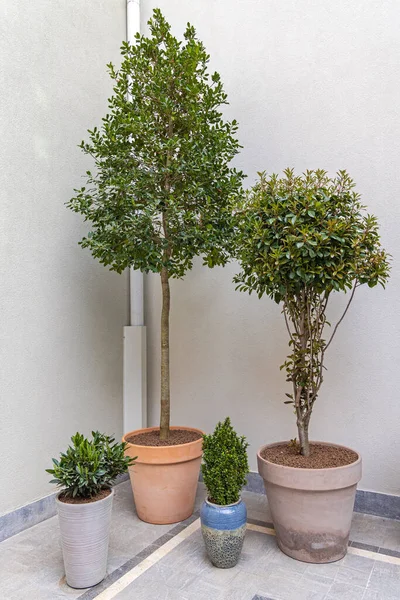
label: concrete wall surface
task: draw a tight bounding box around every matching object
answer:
[0,0,128,514]
[142,0,400,495]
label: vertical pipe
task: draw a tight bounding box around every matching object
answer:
[123,0,147,434]
[127,0,143,327]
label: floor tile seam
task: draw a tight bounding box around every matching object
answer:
[363,562,375,600]
[363,560,377,598]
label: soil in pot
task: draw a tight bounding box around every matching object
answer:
[58,489,112,504]
[126,429,202,446]
[261,443,358,469]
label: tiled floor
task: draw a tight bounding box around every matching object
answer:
[1,481,400,600]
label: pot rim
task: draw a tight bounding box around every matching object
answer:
[205,497,243,508]
[56,487,114,507]
[122,426,204,449]
[257,440,361,473]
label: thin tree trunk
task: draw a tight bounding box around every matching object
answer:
[159,266,170,440]
[297,418,310,457]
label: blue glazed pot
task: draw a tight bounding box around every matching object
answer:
[200,498,247,568]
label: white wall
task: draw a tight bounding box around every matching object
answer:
[143,0,400,495]
[0,0,128,514]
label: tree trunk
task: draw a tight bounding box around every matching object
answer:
[159,266,170,440]
[297,419,310,457]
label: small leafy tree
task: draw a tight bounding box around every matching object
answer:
[67,10,244,440]
[235,169,390,456]
[46,432,135,498]
[202,417,249,505]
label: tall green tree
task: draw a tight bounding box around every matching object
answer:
[68,10,244,440]
[235,169,390,456]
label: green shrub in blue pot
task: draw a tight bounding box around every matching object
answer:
[200,418,249,568]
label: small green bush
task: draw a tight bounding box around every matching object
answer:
[46,431,135,499]
[202,418,249,505]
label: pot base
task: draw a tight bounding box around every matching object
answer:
[275,527,348,564]
[201,524,246,568]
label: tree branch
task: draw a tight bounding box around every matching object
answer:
[324,282,358,352]
[283,303,294,343]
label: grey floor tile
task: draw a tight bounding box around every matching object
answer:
[224,571,273,600]
[240,548,276,578]
[341,552,375,573]
[350,513,394,548]
[300,571,333,592]
[133,564,198,590]
[243,530,275,554]
[326,581,365,600]
[335,565,371,587]
[304,561,341,579]
[268,547,309,574]
[197,561,243,586]
[182,577,224,600]
[256,571,327,600]
[380,519,400,552]
[367,560,400,597]
[114,579,189,600]
[363,589,400,600]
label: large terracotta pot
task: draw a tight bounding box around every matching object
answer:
[123,426,203,524]
[257,441,362,564]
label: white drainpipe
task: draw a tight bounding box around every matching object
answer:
[123,0,147,434]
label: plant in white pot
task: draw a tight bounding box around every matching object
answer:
[47,432,134,588]
[67,9,244,525]
[200,418,249,568]
[234,169,390,563]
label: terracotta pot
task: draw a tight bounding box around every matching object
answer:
[123,426,203,524]
[257,441,362,564]
[56,489,114,588]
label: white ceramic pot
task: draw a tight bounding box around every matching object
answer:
[56,488,114,588]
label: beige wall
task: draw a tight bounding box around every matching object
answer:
[143,0,400,495]
[0,0,128,514]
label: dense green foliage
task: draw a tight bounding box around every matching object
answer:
[67,9,244,277]
[46,432,135,498]
[67,9,244,439]
[202,418,249,505]
[235,169,390,455]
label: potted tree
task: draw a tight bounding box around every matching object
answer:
[67,9,244,525]
[234,169,390,563]
[200,418,249,568]
[46,432,134,588]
